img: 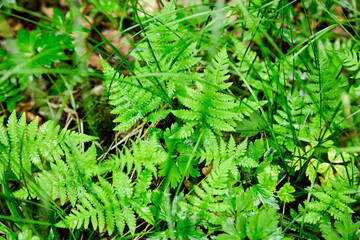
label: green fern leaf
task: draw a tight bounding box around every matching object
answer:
[15,142,98,206]
[180,159,232,225]
[336,50,360,73]
[100,57,164,132]
[296,183,358,225]
[64,169,154,235]
[0,111,96,180]
[0,80,23,112]
[172,48,239,147]
[99,137,166,178]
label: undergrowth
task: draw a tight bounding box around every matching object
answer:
[0,0,360,239]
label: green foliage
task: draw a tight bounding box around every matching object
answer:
[148,192,208,240]
[172,48,239,146]
[150,124,201,188]
[304,48,344,115]
[289,145,355,186]
[63,169,154,235]
[317,148,353,186]
[14,142,98,206]
[180,159,233,226]
[295,179,358,225]
[0,111,96,179]
[0,20,79,114]
[132,0,200,97]
[0,80,23,112]
[1,0,360,239]
[98,136,167,177]
[101,56,164,131]
[246,208,282,240]
[0,28,74,84]
[274,46,349,142]
[336,49,360,80]
[320,210,360,240]
[15,28,73,67]
[236,107,267,137]
[217,208,283,240]
[100,1,199,131]
[278,182,296,203]
[17,227,40,240]
[232,38,270,93]
[200,135,258,169]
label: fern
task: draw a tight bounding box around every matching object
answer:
[0,80,24,112]
[100,57,164,131]
[64,169,154,235]
[281,52,345,125]
[199,136,258,175]
[1,111,167,235]
[132,1,200,97]
[303,49,343,115]
[179,159,233,225]
[296,179,358,225]
[98,136,167,178]
[335,49,360,81]
[281,215,321,240]
[0,111,96,179]
[14,142,98,206]
[273,90,308,135]
[58,135,168,235]
[274,45,349,146]
[179,161,284,239]
[100,1,199,131]
[172,48,239,147]
[2,2,359,240]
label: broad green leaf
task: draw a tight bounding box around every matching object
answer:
[277,183,295,203]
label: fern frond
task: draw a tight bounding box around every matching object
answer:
[0,111,96,179]
[0,80,24,111]
[303,49,345,116]
[320,209,360,240]
[274,46,349,142]
[336,49,360,79]
[100,1,204,132]
[298,183,357,224]
[132,1,199,74]
[14,141,98,206]
[172,48,239,147]
[98,136,167,178]
[101,57,164,131]
[179,159,232,225]
[199,136,258,177]
[64,169,154,235]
